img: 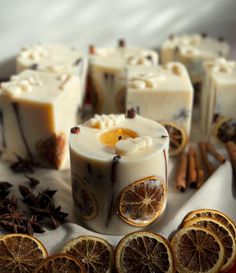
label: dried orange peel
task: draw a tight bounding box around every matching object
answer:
[62,235,114,273]
[0,233,48,273]
[115,231,175,273]
[160,121,187,156]
[118,176,165,227]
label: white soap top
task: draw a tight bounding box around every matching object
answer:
[0,70,80,103]
[204,58,236,85]
[162,33,229,59]
[90,47,158,70]
[17,44,84,74]
[127,62,193,92]
[70,114,169,162]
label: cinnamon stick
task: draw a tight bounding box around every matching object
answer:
[196,150,206,189]
[188,146,197,188]
[176,153,188,192]
[226,141,236,173]
[198,142,215,176]
[205,142,226,164]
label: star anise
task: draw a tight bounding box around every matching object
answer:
[27,216,45,234]
[18,185,38,206]
[30,202,68,229]
[10,155,35,173]
[0,181,12,201]
[25,175,40,188]
[0,205,28,233]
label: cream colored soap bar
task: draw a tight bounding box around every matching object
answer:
[69,114,169,235]
[200,58,236,144]
[17,44,87,100]
[126,63,193,156]
[88,43,158,114]
[0,70,81,169]
[161,34,230,84]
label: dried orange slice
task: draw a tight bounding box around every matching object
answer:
[182,209,236,238]
[62,235,114,273]
[33,253,86,273]
[72,174,98,221]
[171,226,224,273]
[160,121,187,156]
[183,217,236,272]
[118,176,165,227]
[115,231,175,273]
[213,117,236,143]
[0,233,48,272]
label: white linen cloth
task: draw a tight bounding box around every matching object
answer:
[0,158,234,254]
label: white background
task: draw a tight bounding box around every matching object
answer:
[0,0,236,77]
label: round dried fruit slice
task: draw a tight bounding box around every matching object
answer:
[183,217,236,272]
[115,231,175,273]
[118,176,165,227]
[33,253,86,273]
[0,233,48,273]
[213,117,236,143]
[160,121,187,156]
[72,174,98,221]
[62,235,114,273]
[182,209,236,238]
[171,226,224,273]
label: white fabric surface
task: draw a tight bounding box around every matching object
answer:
[0,157,234,254]
[0,0,236,77]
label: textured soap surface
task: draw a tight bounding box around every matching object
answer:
[161,34,230,83]
[88,46,159,114]
[0,69,81,169]
[70,114,169,234]
[126,63,193,136]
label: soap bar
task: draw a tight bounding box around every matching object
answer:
[126,63,193,156]
[161,34,230,84]
[69,114,169,235]
[16,44,87,99]
[88,44,158,114]
[200,58,236,144]
[0,70,81,169]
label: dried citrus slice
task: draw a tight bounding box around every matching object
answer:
[160,121,187,156]
[72,174,98,220]
[183,217,236,272]
[182,209,236,238]
[213,117,236,143]
[0,233,48,273]
[171,226,224,273]
[33,253,86,273]
[115,231,175,273]
[62,235,114,273]
[118,176,165,227]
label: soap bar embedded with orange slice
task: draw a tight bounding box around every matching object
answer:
[126,63,193,156]
[69,113,169,235]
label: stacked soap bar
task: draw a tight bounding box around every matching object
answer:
[88,41,158,114]
[160,34,230,85]
[126,62,193,155]
[0,70,81,169]
[200,58,236,144]
[17,44,87,99]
